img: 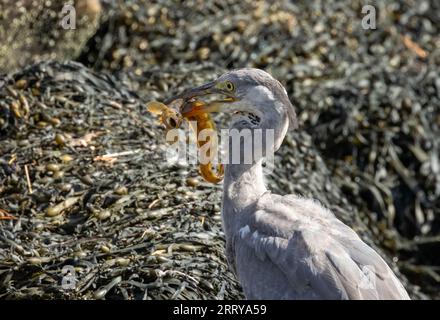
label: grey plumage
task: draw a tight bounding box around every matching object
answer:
[225,193,409,299]
[174,68,410,300]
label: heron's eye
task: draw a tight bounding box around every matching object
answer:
[224,81,235,92]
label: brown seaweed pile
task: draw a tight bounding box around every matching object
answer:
[0,61,243,299]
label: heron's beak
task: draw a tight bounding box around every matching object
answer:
[165,81,236,117]
[164,81,217,104]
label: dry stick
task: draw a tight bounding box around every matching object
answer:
[24,164,33,194]
[93,149,142,162]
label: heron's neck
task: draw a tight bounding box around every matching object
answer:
[223,160,266,211]
[222,109,288,211]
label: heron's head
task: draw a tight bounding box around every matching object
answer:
[167,68,298,132]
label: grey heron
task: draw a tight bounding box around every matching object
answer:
[168,68,410,300]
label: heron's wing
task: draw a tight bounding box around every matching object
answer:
[336,230,410,299]
[233,196,410,299]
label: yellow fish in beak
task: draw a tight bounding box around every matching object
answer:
[147,99,224,184]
